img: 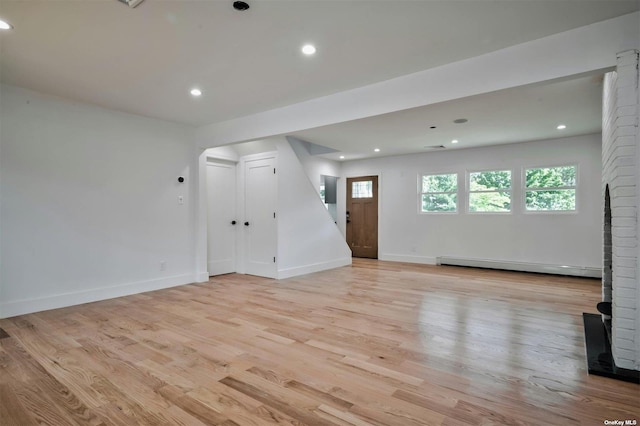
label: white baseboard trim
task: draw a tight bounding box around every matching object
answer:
[436,256,602,278]
[0,273,197,319]
[196,271,210,282]
[277,258,352,280]
[380,254,437,265]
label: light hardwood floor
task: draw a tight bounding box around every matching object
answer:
[1,260,637,425]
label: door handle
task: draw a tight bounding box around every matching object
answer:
[244,222,250,226]
[231,220,237,225]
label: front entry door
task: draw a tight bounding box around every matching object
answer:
[346,176,378,258]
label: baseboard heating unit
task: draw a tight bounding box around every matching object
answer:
[436,257,601,278]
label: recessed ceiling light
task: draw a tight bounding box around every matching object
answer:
[451,139,459,144]
[302,44,316,55]
[557,124,567,130]
[374,148,380,152]
[339,155,345,159]
[0,19,13,30]
[190,88,202,97]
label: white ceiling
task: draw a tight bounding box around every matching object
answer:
[0,0,637,157]
[292,73,605,160]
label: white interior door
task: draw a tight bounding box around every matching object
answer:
[207,160,237,276]
[244,156,277,278]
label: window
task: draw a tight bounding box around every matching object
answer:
[525,165,576,211]
[420,173,458,212]
[352,180,373,198]
[468,170,512,212]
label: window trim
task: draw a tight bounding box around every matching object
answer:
[467,168,513,214]
[522,163,578,214]
[418,172,459,214]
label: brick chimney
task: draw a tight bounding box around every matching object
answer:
[601,50,640,371]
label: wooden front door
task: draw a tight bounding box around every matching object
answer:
[346,176,378,258]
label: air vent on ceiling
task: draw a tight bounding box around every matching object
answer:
[117,0,145,8]
[424,145,446,150]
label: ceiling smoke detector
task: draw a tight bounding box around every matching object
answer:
[116,0,145,8]
[233,1,250,11]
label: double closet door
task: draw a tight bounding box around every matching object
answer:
[206,155,277,278]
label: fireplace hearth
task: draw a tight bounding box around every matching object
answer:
[583,313,639,383]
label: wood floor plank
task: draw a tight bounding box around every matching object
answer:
[0,260,635,425]
[392,388,476,425]
[317,403,377,426]
[340,356,424,387]
[285,380,354,411]
[220,375,339,426]
[0,383,38,426]
[157,383,232,425]
[187,386,277,426]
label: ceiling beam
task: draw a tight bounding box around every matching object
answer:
[196,12,639,149]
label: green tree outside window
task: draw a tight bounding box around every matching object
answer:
[421,173,457,212]
[525,166,576,211]
[469,170,512,212]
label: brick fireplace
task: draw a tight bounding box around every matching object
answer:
[601,49,639,373]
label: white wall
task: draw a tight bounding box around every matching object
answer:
[0,84,198,318]
[339,134,602,270]
[204,145,240,162]
[287,136,342,196]
[198,137,351,280]
[276,137,351,278]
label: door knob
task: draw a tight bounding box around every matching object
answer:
[231,220,237,225]
[244,222,250,226]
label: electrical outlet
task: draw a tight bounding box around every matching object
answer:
[178,196,184,205]
[160,261,166,271]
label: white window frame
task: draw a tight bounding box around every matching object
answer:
[523,164,578,213]
[467,168,513,214]
[419,172,459,214]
